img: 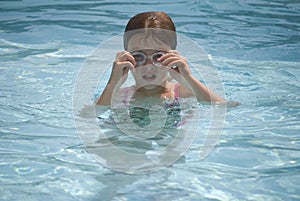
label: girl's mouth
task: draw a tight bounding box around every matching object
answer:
[142,74,156,81]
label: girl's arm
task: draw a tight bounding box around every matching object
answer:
[159,50,226,103]
[96,51,135,105]
[96,82,119,105]
[178,76,226,103]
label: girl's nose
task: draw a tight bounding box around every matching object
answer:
[143,62,156,73]
[145,57,152,65]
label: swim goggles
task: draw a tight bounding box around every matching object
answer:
[130,51,166,67]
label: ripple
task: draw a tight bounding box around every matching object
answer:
[1,0,300,200]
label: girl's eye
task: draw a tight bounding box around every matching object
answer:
[133,54,144,62]
[152,53,164,62]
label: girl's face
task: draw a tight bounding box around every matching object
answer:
[127,33,171,90]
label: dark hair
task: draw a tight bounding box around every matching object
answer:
[123,11,177,50]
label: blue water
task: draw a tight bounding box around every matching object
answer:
[1,0,300,200]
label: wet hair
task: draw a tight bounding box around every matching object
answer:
[123,11,177,50]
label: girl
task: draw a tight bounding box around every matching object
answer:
[96,11,226,106]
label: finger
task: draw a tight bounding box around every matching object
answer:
[116,51,136,66]
[158,52,181,62]
[168,60,182,69]
[115,51,126,60]
[116,51,130,61]
[167,50,180,55]
[123,52,136,66]
[168,66,179,74]
[114,61,135,71]
[161,56,181,66]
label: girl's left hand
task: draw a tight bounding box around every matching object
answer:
[158,50,192,82]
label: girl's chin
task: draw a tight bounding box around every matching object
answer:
[141,84,159,90]
[136,79,166,89]
[135,76,167,89]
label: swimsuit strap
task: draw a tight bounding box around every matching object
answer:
[166,83,180,107]
[174,83,179,99]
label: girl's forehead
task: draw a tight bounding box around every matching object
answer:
[127,33,171,52]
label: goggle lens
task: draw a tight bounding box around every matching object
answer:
[131,51,166,67]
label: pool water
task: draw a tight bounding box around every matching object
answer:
[1,0,300,200]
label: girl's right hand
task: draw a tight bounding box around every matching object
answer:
[108,51,135,85]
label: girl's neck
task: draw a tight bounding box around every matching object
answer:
[135,85,168,97]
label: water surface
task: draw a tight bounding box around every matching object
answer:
[0,0,299,200]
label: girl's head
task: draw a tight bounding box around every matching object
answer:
[124,12,177,90]
[123,12,177,51]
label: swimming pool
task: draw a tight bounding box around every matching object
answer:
[1,0,299,200]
